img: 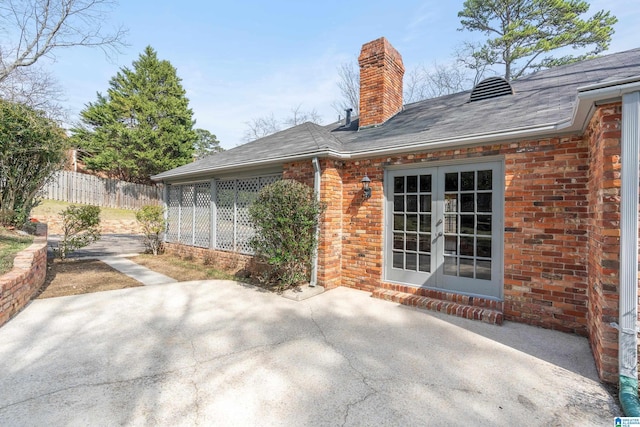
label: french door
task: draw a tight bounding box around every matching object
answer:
[385,161,503,299]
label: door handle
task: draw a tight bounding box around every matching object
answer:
[432,232,443,244]
[436,219,443,226]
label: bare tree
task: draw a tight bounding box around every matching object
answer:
[0,65,67,120]
[0,0,127,83]
[243,106,322,142]
[282,104,322,127]
[243,113,280,142]
[454,42,494,87]
[404,62,471,103]
[332,60,359,117]
[335,57,473,110]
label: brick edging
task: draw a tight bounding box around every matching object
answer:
[0,234,48,328]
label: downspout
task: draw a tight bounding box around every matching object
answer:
[162,184,169,243]
[310,157,320,287]
[619,91,640,416]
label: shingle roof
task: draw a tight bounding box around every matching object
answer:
[153,47,640,181]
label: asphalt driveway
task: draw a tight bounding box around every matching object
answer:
[0,281,620,426]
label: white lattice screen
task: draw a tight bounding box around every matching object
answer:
[165,175,280,254]
[166,186,180,242]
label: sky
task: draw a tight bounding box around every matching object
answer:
[42,0,640,150]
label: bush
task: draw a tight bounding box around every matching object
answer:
[55,205,101,260]
[249,179,325,290]
[0,99,67,226]
[136,205,165,255]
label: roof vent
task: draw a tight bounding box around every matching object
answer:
[469,77,513,102]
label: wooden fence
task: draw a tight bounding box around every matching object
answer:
[40,171,163,210]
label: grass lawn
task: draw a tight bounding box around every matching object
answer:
[131,254,239,282]
[0,227,34,274]
[31,199,137,221]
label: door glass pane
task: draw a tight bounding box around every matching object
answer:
[406,253,417,270]
[460,258,474,278]
[420,195,431,212]
[393,233,404,250]
[394,214,404,231]
[419,254,431,272]
[445,173,458,192]
[406,234,417,251]
[420,175,431,192]
[418,234,431,253]
[460,236,474,256]
[393,252,403,269]
[461,171,475,191]
[444,215,457,233]
[477,193,492,212]
[406,195,418,212]
[461,215,475,234]
[445,194,457,212]
[476,260,491,280]
[477,238,492,258]
[461,194,474,212]
[394,195,404,212]
[419,214,431,232]
[406,215,418,232]
[477,170,492,190]
[394,176,404,193]
[407,175,418,193]
[477,215,492,235]
[444,256,457,275]
[445,236,458,255]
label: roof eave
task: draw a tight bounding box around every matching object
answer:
[151,149,338,182]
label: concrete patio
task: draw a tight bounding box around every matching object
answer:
[0,280,620,426]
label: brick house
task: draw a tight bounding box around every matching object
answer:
[152,37,640,383]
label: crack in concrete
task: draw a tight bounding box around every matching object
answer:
[190,339,202,426]
[0,337,302,414]
[0,370,172,412]
[306,305,379,427]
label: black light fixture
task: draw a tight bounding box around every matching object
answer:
[361,175,372,199]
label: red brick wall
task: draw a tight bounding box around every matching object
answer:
[503,136,590,334]
[0,235,48,327]
[586,103,622,383]
[164,243,254,276]
[317,137,592,336]
[358,37,404,128]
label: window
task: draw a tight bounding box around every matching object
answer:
[385,161,503,299]
[166,174,280,253]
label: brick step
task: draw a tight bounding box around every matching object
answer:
[371,289,503,325]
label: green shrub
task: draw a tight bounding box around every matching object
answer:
[249,179,325,290]
[136,205,165,255]
[55,205,101,260]
[0,99,67,226]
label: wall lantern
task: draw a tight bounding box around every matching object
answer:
[361,175,372,199]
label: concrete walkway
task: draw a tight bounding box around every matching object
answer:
[98,256,177,286]
[0,281,620,426]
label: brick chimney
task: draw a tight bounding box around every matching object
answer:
[358,37,405,129]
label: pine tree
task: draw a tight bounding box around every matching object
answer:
[458,0,617,80]
[72,46,197,183]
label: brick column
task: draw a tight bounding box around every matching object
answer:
[587,103,623,383]
[317,160,343,289]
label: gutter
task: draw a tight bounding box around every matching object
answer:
[310,157,320,287]
[617,90,640,417]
